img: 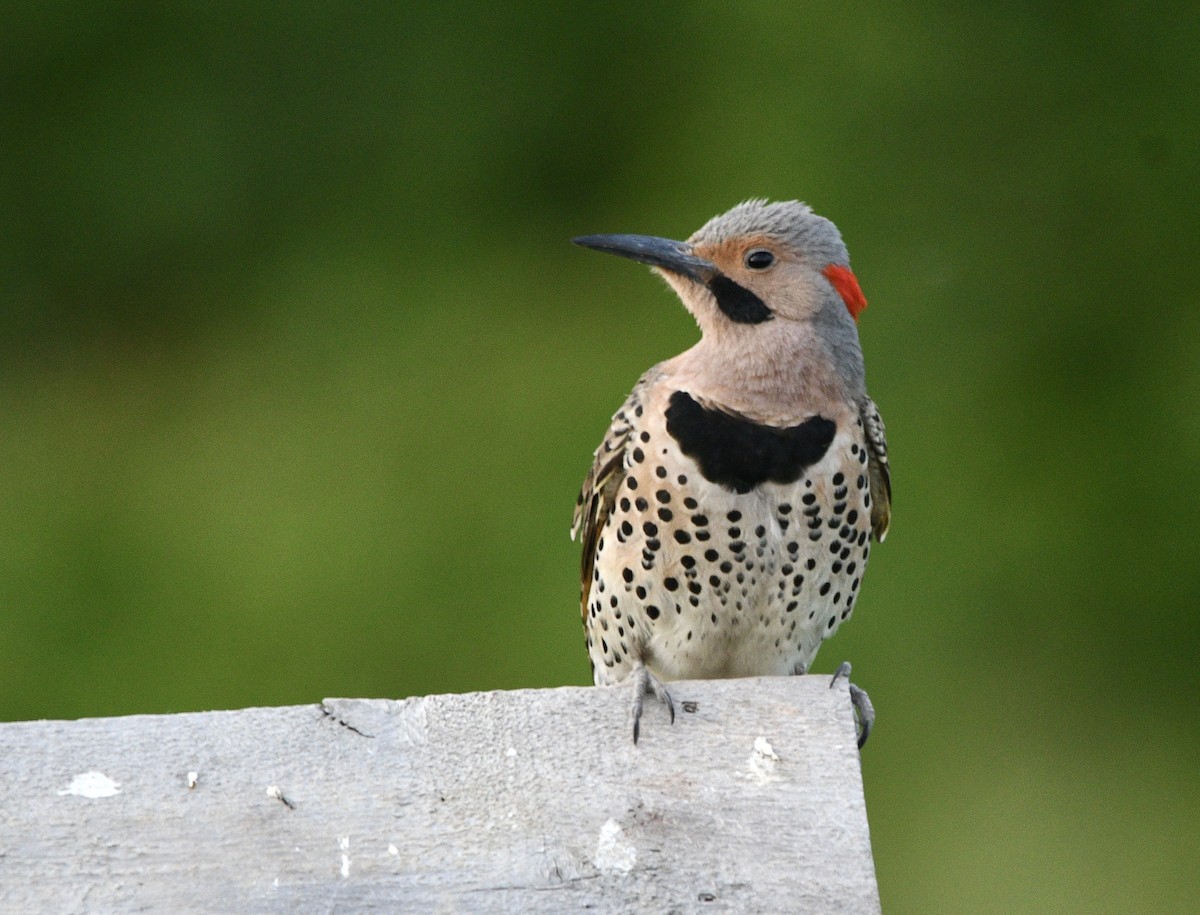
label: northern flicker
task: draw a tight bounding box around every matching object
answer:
[570,199,890,745]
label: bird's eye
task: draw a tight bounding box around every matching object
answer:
[745,249,775,270]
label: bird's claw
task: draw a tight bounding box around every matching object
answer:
[830,661,875,749]
[631,664,675,744]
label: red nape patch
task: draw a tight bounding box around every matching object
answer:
[822,264,868,321]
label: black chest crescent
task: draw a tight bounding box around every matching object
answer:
[664,390,836,494]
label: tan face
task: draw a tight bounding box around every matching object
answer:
[572,217,862,336]
[658,234,828,333]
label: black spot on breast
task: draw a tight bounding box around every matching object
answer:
[665,391,836,494]
[708,275,773,324]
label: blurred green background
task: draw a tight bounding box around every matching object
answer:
[2,2,1197,911]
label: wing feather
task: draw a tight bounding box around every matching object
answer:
[571,381,651,621]
[858,396,892,542]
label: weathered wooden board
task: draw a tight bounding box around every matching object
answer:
[0,676,879,913]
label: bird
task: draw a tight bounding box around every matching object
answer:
[570,199,890,746]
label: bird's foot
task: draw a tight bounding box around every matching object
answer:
[631,664,675,744]
[830,661,875,749]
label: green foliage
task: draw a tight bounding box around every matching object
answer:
[1,3,1197,911]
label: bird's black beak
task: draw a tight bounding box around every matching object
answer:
[572,234,717,285]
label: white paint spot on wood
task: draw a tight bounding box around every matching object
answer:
[57,771,120,798]
[594,819,636,874]
[187,771,198,789]
[741,736,782,783]
[754,736,779,762]
[339,836,351,878]
[387,844,399,856]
